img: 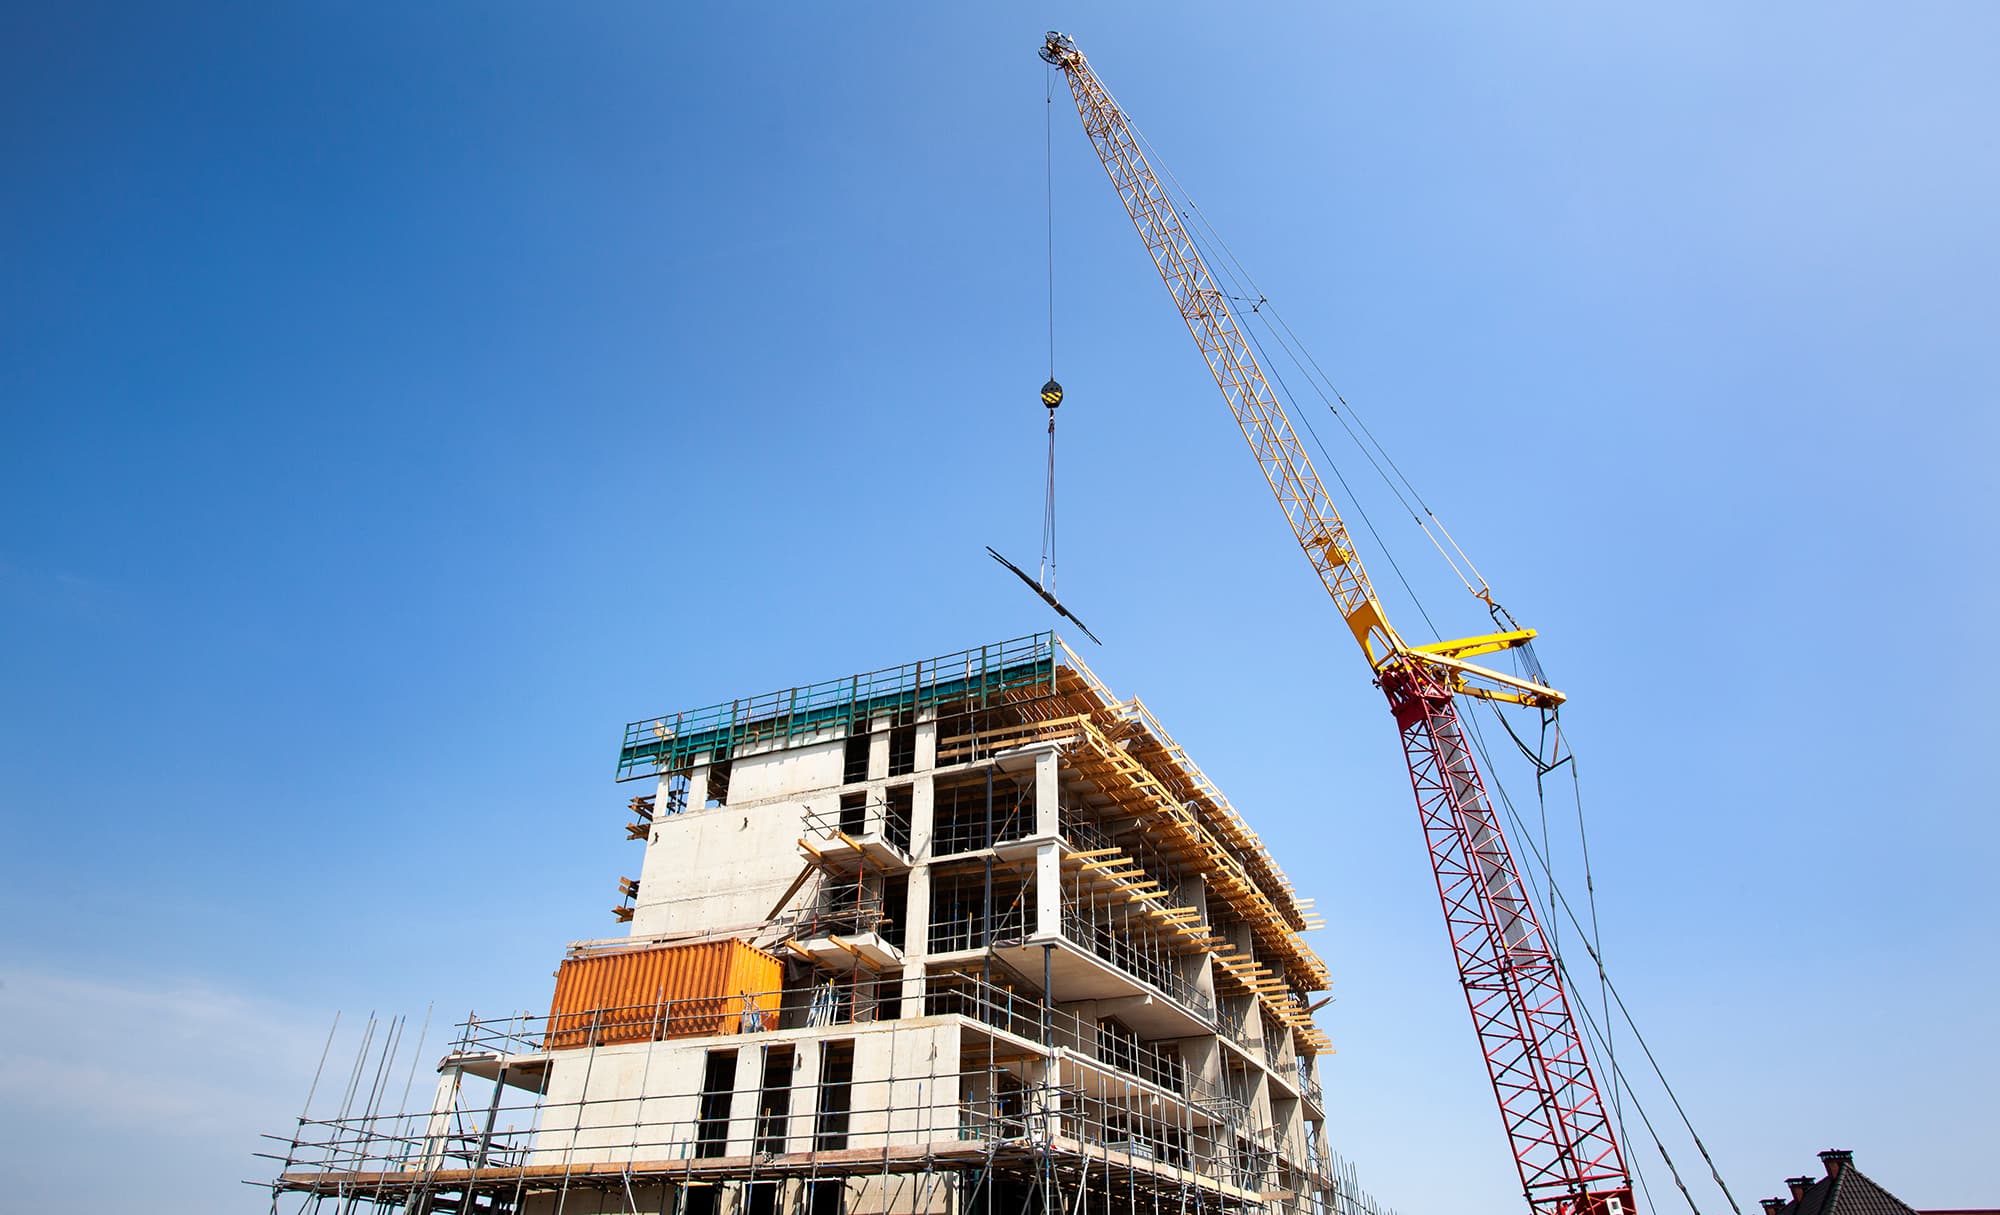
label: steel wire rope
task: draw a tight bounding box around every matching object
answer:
[1564,731,1624,1185]
[1151,104,1711,1215]
[1210,277,1477,595]
[1128,118,1496,607]
[1168,187,1444,640]
[1137,106,1643,1214]
[1489,701,1617,1147]
[1041,64,1060,593]
[1043,398,1059,592]
[1256,296,1496,598]
[1486,703,1744,1215]
[1465,707,1746,1215]
[1122,111,1491,602]
[1555,717,1619,1171]
[1093,70,1459,640]
[1460,709,1683,1215]
[1090,64,1730,1215]
[1046,66,1057,383]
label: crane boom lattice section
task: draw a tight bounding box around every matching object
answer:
[1389,670,1631,1210]
[1042,31,1635,1215]
[1050,47,1398,663]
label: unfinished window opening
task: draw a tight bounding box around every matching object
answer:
[873,973,903,1021]
[884,784,913,853]
[968,1174,1038,1215]
[681,1184,719,1215]
[1261,1009,1288,1063]
[1097,1017,1141,1075]
[813,1040,854,1150]
[808,1180,846,1215]
[745,1183,780,1215]
[843,730,871,784]
[755,1045,794,1155]
[1218,994,1253,1048]
[928,867,1029,953]
[838,790,866,835]
[695,1049,737,1157]
[934,701,1032,766]
[704,759,733,810]
[991,1068,1028,1137]
[811,879,876,938]
[662,771,692,818]
[931,772,1029,856]
[879,874,909,950]
[887,710,917,776]
[1092,1019,1184,1092]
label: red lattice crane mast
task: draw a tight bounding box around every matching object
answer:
[1039,32,1634,1215]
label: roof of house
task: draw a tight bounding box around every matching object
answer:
[1765,1154,1919,1215]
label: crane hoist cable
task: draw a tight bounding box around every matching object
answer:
[985,66,1101,646]
[1040,62,1061,594]
[1132,127,1506,617]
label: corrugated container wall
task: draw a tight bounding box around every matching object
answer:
[545,939,783,1050]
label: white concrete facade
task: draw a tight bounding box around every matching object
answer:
[286,641,1337,1215]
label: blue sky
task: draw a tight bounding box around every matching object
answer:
[3,4,1995,1212]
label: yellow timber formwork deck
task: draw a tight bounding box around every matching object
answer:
[934,640,1333,1054]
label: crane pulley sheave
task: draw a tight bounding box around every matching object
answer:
[1040,30,1634,1215]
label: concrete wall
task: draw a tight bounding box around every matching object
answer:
[519,1174,953,1215]
[633,740,834,939]
[530,1018,962,1167]
[593,704,1329,1213]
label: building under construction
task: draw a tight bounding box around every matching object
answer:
[264,633,1391,1215]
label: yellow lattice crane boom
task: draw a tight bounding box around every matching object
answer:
[1041,31,1634,1215]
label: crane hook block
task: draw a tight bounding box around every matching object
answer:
[1041,379,1064,409]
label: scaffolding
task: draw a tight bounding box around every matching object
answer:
[618,635,1058,782]
[260,974,1392,1215]
[262,634,1396,1215]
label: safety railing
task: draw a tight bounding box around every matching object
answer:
[619,634,1057,781]
[264,1069,1259,1203]
[1298,1058,1324,1108]
[801,799,913,859]
[263,974,1342,1213]
[923,970,1048,1042]
[927,899,1029,955]
[450,981,898,1057]
[1215,1000,1255,1052]
[778,880,893,943]
[930,786,1035,857]
[1060,890,1214,1023]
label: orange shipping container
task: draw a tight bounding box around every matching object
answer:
[545,939,784,1050]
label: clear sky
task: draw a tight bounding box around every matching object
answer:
[3,4,1995,1212]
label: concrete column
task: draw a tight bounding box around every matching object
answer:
[418,1065,463,1169]
[868,718,890,780]
[653,771,677,836]
[1033,749,1059,837]
[915,712,938,771]
[909,774,935,859]
[1187,1035,1224,1102]
[1033,841,1061,941]
[1187,873,1218,1008]
[790,1038,821,1154]
[900,861,932,1011]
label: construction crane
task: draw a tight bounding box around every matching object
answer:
[1039,31,1636,1215]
